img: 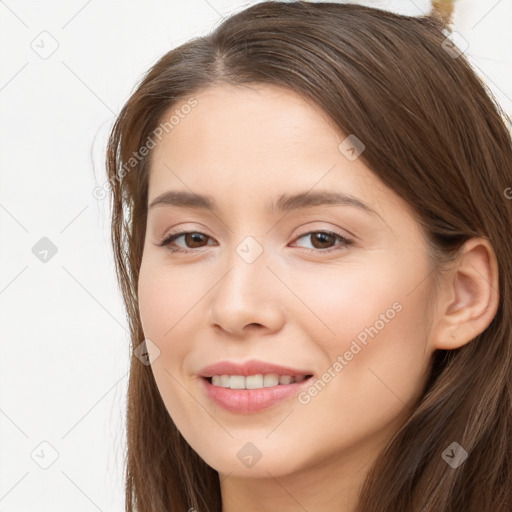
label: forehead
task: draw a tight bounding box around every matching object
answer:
[154,83,339,159]
[147,83,399,220]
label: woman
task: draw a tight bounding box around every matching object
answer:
[105,2,512,510]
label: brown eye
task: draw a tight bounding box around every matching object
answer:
[309,232,338,249]
[158,231,214,253]
[293,231,353,253]
[157,229,353,255]
[181,232,209,248]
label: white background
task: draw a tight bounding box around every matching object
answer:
[1,1,511,511]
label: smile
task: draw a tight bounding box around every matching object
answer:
[201,374,314,414]
[209,373,309,389]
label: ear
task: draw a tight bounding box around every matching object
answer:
[429,237,500,350]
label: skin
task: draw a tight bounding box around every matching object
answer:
[137,83,499,511]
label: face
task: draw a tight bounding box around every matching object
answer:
[137,83,437,479]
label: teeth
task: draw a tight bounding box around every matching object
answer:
[246,374,264,389]
[219,375,230,387]
[263,373,279,387]
[229,375,245,389]
[209,373,308,389]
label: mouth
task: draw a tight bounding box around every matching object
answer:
[203,373,314,389]
[200,373,315,414]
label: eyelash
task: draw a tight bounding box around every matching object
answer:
[157,230,353,255]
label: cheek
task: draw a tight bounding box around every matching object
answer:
[287,261,406,348]
[137,257,202,342]
[293,260,433,415]
[298,250,431,352]
[137,263,203,429]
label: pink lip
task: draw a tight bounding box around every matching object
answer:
[197,359,315,414]
[200,376,314,414]
[198,359,313,378]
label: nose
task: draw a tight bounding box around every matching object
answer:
[206,247,285,338]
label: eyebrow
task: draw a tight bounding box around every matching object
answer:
[148,189,379,216]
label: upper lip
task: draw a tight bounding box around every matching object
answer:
[198,359,314,378]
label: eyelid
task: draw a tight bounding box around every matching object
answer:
[158,220,354,241]
[157,222,212,241]
[290,221,355,240]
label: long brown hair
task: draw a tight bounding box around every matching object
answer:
[105,2,512,510]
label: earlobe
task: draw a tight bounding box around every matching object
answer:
[430,237,499,351]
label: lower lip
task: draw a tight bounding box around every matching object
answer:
[201,377,313,414]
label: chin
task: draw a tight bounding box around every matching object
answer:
[197,440,304,478]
